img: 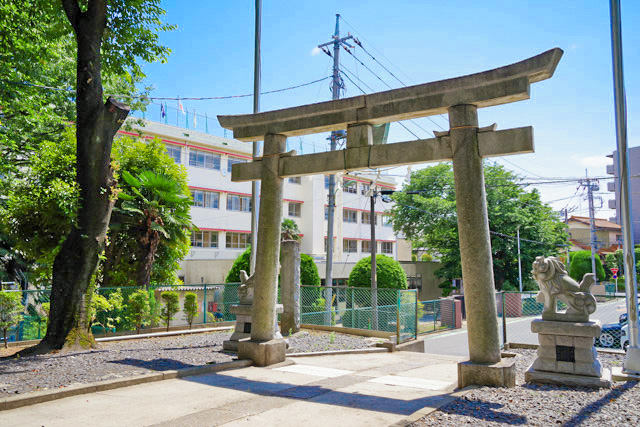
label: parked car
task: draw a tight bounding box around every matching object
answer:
[618,303,640,324]
[595,322,624,349]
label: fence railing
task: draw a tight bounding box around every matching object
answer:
[3,284,241,343]
[295,286,418,344]
[497,291,627,351]
[417,299,458,335]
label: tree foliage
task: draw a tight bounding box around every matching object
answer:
[0,291,24,348]
[391,163,568,292]
[183,292,198,329]
[300,253,321,287]
[348,255,408,290]
[569,251,606,283]
[126,289,150,334]
[160,291,179,332]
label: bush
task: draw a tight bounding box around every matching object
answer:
[160,291,180,332]
[421,253,433,262]
[126,290,150,334]
[225,246,251,282]
[348,255,408,290]
[411,254,418,261]
[90,289,124,335]
[569,251,605,283]
[0,292,24,348]
[300,253,321,286]
[183,292,198,329]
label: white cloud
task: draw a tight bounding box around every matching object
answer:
[311,47,322,56]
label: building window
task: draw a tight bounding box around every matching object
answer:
[343,209,358,223]
[361,240,372,253]
[343,179,357,194]
[361,182,370,195]
[189,148,220,170]
[381,241,393,254]
[227,194,251,212]
[191,231,218,248]
[227,156,247,173]
[344,239,357,253]
[383,215,393,227]
[166,145,181,164]
[226,232,250,249]
[362,211,377,225]
[325,175,330,189]
[191,189,219,209]
[288,202,301,217]
[288,176,301,184]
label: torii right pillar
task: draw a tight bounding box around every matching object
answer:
[451,104,515,388]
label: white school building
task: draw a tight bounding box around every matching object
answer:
[118,120,412,285]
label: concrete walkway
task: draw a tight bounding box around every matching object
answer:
[0,351,463,426]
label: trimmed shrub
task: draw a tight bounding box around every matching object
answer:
[160,291,180,332]
[348,254,408,290]
[126,290,150,334]
[411,254,418,261]
[225,246,251,282]
[183,292,198,329]
[0,292,24,348]
[300,253,321,286]
[421,253,433,262]
[569,251,605,283]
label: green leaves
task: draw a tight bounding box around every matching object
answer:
[392,162,568,292]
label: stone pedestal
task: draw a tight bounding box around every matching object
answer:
[223,303,283,352]
[525,319,612,388]
[238,339,287,367]
[458,358,517,388]
[281,240,301,335]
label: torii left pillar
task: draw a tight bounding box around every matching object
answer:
[237,133,287,366]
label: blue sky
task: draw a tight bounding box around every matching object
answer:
[137,1,640,220]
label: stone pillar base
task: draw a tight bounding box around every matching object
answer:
[238,339,287,367]
[526,365,612,388]
[457,358,517,388]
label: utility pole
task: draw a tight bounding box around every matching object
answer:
[249,0,262,274]
[610,0,640,372]
[562,208,571,271]
[370,188,378,329]
[517,227,523,292]
[579,172,600,284]
[318,15,354,321]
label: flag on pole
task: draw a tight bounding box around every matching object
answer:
[193,109,197,128]
[205,112,209,133]
[178,99,185,114]
[160,102,166,119]
[164,103,168,124]
[185,109,189,129]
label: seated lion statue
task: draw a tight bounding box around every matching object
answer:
[532,256,597,322]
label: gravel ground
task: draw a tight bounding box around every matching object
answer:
[0,330,373,396]
[412,349,639,426]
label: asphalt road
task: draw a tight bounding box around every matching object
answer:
[421,298,629,358]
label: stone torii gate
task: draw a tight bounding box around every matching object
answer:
[218,48,563,386]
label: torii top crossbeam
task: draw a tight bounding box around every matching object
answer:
[218,48,562,142]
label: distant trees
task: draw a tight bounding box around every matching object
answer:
[391,163,568,294]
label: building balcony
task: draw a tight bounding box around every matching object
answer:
[608,199,617,209]
[606,164,615,175]
[607,181,616,192]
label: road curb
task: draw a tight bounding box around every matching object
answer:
[0,359,252,411]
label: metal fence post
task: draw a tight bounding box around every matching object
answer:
[396,290,401,344]
[502,292,507,347]
[203,285,207,324]
[415,292,418,339]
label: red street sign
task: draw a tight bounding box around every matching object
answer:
[611,268,619,276]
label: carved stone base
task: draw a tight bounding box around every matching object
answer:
[457,358,517,388]
[238,339,287,367]
[527,319,610,388]
[223,303,284,352]
[526,365,612,388]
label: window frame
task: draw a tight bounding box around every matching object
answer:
[343,179,357,194]
[189,148,221,170]
[361,240,372,253]
[226,232,250,249]
[343,239,357,253]
[227,194,252,212]
[166,144,182,164]
[191,189,220,209]
[288,202,301,217]
[381,241,393,254]
[227,156,247,173]
[343,209,358,223]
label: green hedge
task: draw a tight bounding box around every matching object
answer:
[569,251,605,282]
[348,254,407,289]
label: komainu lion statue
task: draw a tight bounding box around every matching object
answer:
[532,256,597,322]
[238,270,254,304]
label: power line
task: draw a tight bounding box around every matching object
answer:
[1,76,331,101]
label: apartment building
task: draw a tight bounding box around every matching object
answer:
[606,148,640,244]
[119,119,410,284]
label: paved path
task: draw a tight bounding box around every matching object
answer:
[0,352,464,427]
[421,299,627,357]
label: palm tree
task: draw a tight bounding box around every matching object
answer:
[114,170,193,287]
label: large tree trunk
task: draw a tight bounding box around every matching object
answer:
[20,0,129,355]
[137,222,160,288]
